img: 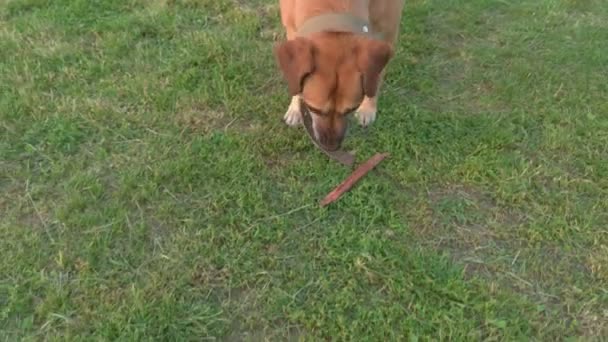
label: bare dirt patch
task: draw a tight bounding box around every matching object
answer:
[175,106,260,135]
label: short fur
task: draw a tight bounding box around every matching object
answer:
[275,0,405,150]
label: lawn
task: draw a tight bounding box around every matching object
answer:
[1,0,607,340]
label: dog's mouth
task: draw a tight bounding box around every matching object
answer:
[299,100,337,150]
[301,102,352,151]
[300,99,356,166]
[300,100,321,143]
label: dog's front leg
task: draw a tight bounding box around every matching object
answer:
[356,68,386,127]
[281,24,303,127]
[283,95,302,126]
[356,95,378,127]
[356,42,391,127]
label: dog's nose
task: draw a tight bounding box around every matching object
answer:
[311,115,347,151]
[322,141,341,151]
[316,130,344,151]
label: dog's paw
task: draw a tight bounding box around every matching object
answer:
[283,108,302,126]
[283,97,302,126]
[356,108,377,127]
[355,107,377,127]
[356,97,377,127]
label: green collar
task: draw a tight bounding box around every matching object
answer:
[296,13,380,39]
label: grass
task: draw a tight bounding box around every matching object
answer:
[1,0,607,339]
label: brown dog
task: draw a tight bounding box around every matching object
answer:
[275,0,405,151]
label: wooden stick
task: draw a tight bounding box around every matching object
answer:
[319,153,390,207]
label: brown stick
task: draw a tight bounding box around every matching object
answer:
[319,153,390,207]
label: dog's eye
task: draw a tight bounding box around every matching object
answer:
[339,105,359,116]
[306,105,325,116]
[344,107,358,115]
[300,72,313,91]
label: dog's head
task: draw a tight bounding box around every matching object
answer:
[274,33,393,151]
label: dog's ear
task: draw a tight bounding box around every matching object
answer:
[356,38,393,97]
[274,37,315,96]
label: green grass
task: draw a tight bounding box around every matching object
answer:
[1,0,607,339]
